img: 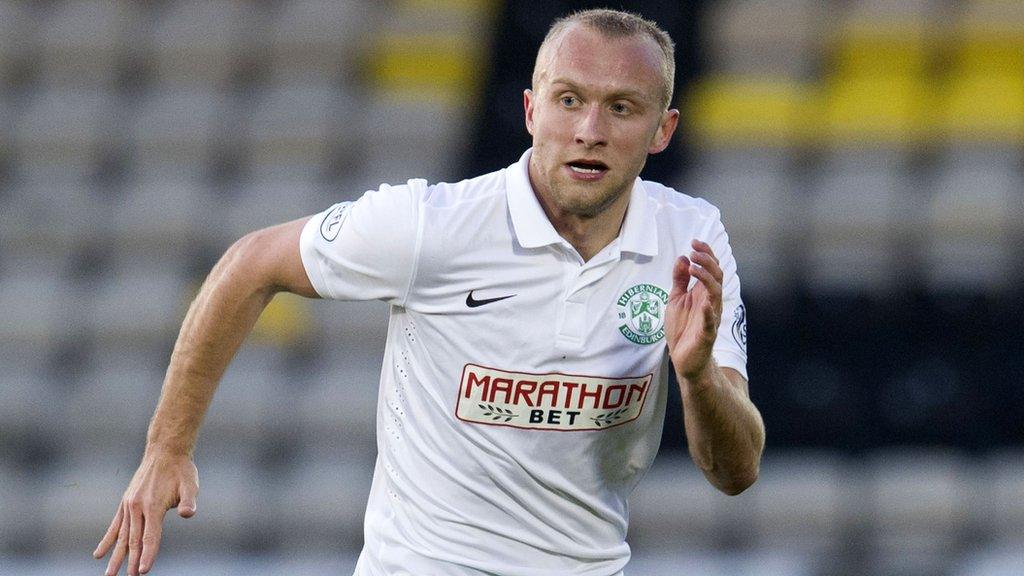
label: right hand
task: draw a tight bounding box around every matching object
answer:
[93,451,199,576]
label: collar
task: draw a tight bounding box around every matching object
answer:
[505,148,659,256]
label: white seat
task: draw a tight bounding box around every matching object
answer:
[156,454,274,551]
[985,450,1024,544]
[0,341,56,428]
[704,0,823,76]
[130,86,232,167]
[628,548,813,576]
[846,0,936,20]
[267,0,378,83]
[749,451,850,553]
[40,452,140,553]
[247,161,326,190]
[150,552,361,576]
[109,176,214,250]
[201,343,293,443]
[629,454,737,550]
[222,174,322,239]
[276,453,374,552]
[0,241,71,284]
[363,98,465,148]
[962,0,1024,25]
[65,342,168,442]
[923,157,1019,292]
[295,342,382,444]
[357,98,470,187]
[35,0,139,88]
[12,87,114,164]
[680,152,794,295]
[359,146,460,194]
[866,449,971,554]
[703,0,826,77]
[150,0,259,86]
[951,545,1024,576]
[1,168,105,248]
[313,298,390,349]
[83,263,188,344]
[249,82,347,167]
[807,153,913,293]
[0,265,75,344]
[262,553,360,576]
[270,0,376,51]
[131,158,209,186]
[0,462,45,552]
[0,96,11,151]
[0,1,33,74]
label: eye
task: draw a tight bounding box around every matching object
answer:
[560,95,579,108]
[611,102,631,115]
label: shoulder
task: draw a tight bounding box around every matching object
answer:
[390,166,508,209]
[641,179,723,224]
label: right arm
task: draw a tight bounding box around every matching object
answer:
[94,217,316,576]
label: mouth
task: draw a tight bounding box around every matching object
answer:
[565,159,609,179]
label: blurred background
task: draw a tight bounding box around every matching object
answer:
[0,0,1022,574]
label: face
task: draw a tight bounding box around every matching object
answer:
[525,24,679,219]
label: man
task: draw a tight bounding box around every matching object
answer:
[94,9,764,576]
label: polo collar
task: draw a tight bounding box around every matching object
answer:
[505,148,659,257]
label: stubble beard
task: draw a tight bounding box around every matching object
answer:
[549,178,629,219]
[548,153,647,219]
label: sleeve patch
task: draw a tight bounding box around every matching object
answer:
[319,202,353,242]
[731,303,747,352]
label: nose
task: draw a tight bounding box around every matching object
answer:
[574,104,608,148]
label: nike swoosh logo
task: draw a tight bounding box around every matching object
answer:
[466,290,516,308]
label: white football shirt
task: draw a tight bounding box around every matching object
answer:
[299,149,748,576]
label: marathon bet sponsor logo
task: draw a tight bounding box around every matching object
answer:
[616,283,668,345]
[319,201,353,242]
[456,364,652,431]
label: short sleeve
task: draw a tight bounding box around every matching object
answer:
[706,213,748,380]
[299,180,426,305]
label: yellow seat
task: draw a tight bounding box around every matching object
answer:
[953,27,1024,74]
[938,72,1024,143]
[403,0,497,14]
[253,292,313,347]
[368,34,485,105]
[830,21,936,78]
[819,74,933,146]
[685,76,813,147]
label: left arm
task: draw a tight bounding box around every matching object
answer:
[665,239,765,495]
[679,363,763,495]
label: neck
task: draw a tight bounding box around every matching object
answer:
[535,187,631,262]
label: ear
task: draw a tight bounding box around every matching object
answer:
[524,89,535,136]
[648,108,679,154]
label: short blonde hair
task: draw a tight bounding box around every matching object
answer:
[532,9,676,109]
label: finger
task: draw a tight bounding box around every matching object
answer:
[94,502,124,559]
[688,268,720,329]
[127,501,144,576]
[690,265,722,333]
[178,479,198,518]
[690,239,719,263]
[106,502,130,576]
[702,299,719,332]
[689,250,723,284]
[689,261,722,300]
[669,256,691,301]
[138,508,166,574]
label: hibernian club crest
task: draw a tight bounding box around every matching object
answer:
[616,284,669,345]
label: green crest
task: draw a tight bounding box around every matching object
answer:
[616,283,668,345]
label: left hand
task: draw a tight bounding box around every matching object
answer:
[665,239,723,380]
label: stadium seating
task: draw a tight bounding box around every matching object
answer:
[0,1,1021,574]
